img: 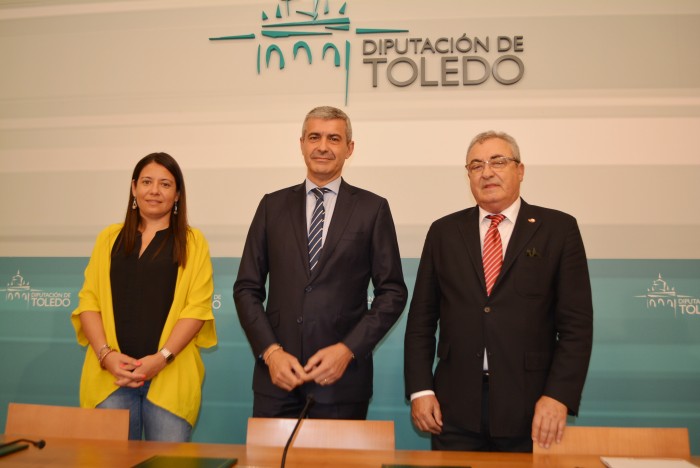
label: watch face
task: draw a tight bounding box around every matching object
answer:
[161,348,174,363]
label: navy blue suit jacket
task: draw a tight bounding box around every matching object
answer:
[235,179,407,405]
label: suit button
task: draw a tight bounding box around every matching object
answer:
[484,306,491,313]
[296,316,303,324]
[305,286,312,292]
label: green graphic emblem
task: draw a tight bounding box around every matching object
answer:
[209,0,408,105]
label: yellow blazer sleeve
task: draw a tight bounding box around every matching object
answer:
[71,224,123,410]
[71,224,122,347]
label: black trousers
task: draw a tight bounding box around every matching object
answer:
[431,376,533,452]
[253,390,369,420]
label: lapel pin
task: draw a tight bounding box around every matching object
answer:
[526,248,540,257]
[528,218,536,223]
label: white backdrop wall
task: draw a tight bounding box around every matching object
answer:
[1,0,699,259]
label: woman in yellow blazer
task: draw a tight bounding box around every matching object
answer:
[71,152,217,441]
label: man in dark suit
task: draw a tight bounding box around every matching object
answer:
[404,130,593,451]
[234,106,407,419]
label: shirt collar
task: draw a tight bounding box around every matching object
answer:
[478,197,521,224]
[306,177,341,195]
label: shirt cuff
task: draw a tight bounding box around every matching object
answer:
[410,390,436,401]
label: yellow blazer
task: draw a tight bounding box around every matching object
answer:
[71,223,217,426]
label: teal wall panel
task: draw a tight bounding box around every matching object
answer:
[1,257,698,453]
[577,260,700,451]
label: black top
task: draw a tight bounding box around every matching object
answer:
[110,228,178,358]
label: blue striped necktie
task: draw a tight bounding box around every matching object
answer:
[308,187,330,271]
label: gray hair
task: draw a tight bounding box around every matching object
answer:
[467,130,521,162]
[301,106,353,142]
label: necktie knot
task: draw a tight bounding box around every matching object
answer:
[487,214,505,228]
[311,187,330,201]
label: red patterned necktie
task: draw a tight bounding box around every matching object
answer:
[483,214,506,296]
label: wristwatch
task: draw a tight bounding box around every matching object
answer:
[159,347,175,364]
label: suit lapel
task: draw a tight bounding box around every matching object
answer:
[311,179,357,279]
[500,199,540,279]
[287,182,312,278]
[456,207,486,291]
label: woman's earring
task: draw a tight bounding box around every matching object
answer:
[173,202,178,215]
[132,198,137,210]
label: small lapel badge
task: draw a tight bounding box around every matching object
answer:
[528,218,536,223]
[526,247,540,257]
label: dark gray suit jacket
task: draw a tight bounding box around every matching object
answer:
[404,199,593,437]
[235,179,407,405]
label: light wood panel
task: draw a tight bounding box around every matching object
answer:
[5,403,129,441]
[533,426,690,457]
[246,417,395,450]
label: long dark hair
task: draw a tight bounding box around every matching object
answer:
[117,152,189,268]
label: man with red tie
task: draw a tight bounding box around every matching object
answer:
[404,130,593,452]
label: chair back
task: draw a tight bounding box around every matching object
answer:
[5,402,130,441]
[246,417,395,450]
[533,426,690,457]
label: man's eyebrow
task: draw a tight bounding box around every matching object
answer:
[308,131,342,138]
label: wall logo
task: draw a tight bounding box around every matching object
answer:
[1,270,73,310]
[212,293,222,311]
[210,0,525,104]
[635,273,699,318]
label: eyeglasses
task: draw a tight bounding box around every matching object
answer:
[465,156,520,174]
